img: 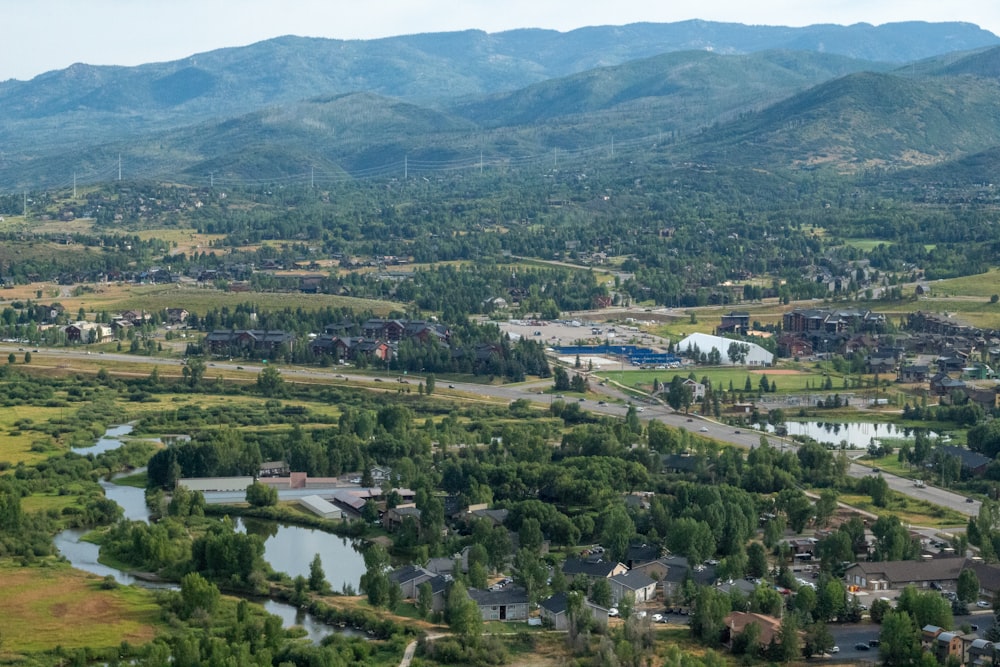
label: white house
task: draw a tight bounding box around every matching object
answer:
[677,333,773,367]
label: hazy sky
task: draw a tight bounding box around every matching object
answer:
[3,0,999,81]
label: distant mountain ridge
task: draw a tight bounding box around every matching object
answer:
[1,20,999,190]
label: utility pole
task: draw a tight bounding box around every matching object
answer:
[311,166,314,188]
[404,155,408,180]
[118,153,122,181]
[73,172,77,198]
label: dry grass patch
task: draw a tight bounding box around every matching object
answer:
[0,562,159,654]
[0,405,66,466]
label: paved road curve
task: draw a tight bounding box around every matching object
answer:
[4,344,979,518]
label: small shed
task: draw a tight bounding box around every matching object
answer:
[299,495,342,520]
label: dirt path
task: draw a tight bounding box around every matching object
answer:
[399,633,448,667]
[399,640,417,667]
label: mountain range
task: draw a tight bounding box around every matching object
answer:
[1,20,1000,190]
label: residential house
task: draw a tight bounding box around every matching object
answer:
[867,355,897,374]
[931,373,967,396]
[205,330,295,355]
[661,556,718,598]
[117,310,149,324]
[722,612,784,651]
[165,308,189,324]
[610,571,658,604]
[467,586,529,622]
[683,379,706,401]
[64,321,113,343]
[355,339,392,362]
[938,445,992,477]
[388,565,437,599]
[962,385,1000,411]
[456,506,509,528]
[933,631,964,664]
[844,557,966,591]
[784,538,818,556]
[626,544,661,570]
[898,364,930,383]
[629,558,670,582]
[539,592,609,630]
[965,559,1000,599]
[426,546,471,576]
[382,505,422,532]
[562,558,628,582]
[362,319,406,342]
[967,638,997,666]
[661,453,703,475]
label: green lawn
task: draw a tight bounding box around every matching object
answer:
[597,367,829,393]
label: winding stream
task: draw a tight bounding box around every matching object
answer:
[57,425,362,643]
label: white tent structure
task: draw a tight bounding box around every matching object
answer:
[676,333,773,366]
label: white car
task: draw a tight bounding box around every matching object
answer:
[699,427,709,432]
[978,600,991,608]
[831,646,840,654]
[608,607,619,617]
[652,613,663,622]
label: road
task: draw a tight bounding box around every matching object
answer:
[1,344,981,519]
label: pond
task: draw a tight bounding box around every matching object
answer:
[55,426,360,643]
[235,517,366,594]
[774,421,939,449]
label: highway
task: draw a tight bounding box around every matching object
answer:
[1,343,981,520]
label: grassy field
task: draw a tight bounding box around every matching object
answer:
[839,492,968,528]
[20,491,86,515]
[597,366,830,393]
[0,562,159,655]
[0,404,68,466]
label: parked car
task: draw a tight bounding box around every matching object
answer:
[967,497,976,503]
[831,646,840,654]
[652,613,663,622]
[978,601,991,608]
[854,643,870,651]
[608,607,619,617]
[699,427,709,432]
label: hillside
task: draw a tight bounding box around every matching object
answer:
[675,69,1000,170]
[1,21,999,189]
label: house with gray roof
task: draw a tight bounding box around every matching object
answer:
[388,565,436,599]
[562,558,628,581]
[938,445,992,476]
[539,592,609,630]
[610,571,658,604]
[660,556,717,597]
[845,557,966,591]
[467,585,529,622]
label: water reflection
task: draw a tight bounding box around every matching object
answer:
[71,424,134,455]
[55,427,358,642]
[234,518,365,593]
[776,421,938,449]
